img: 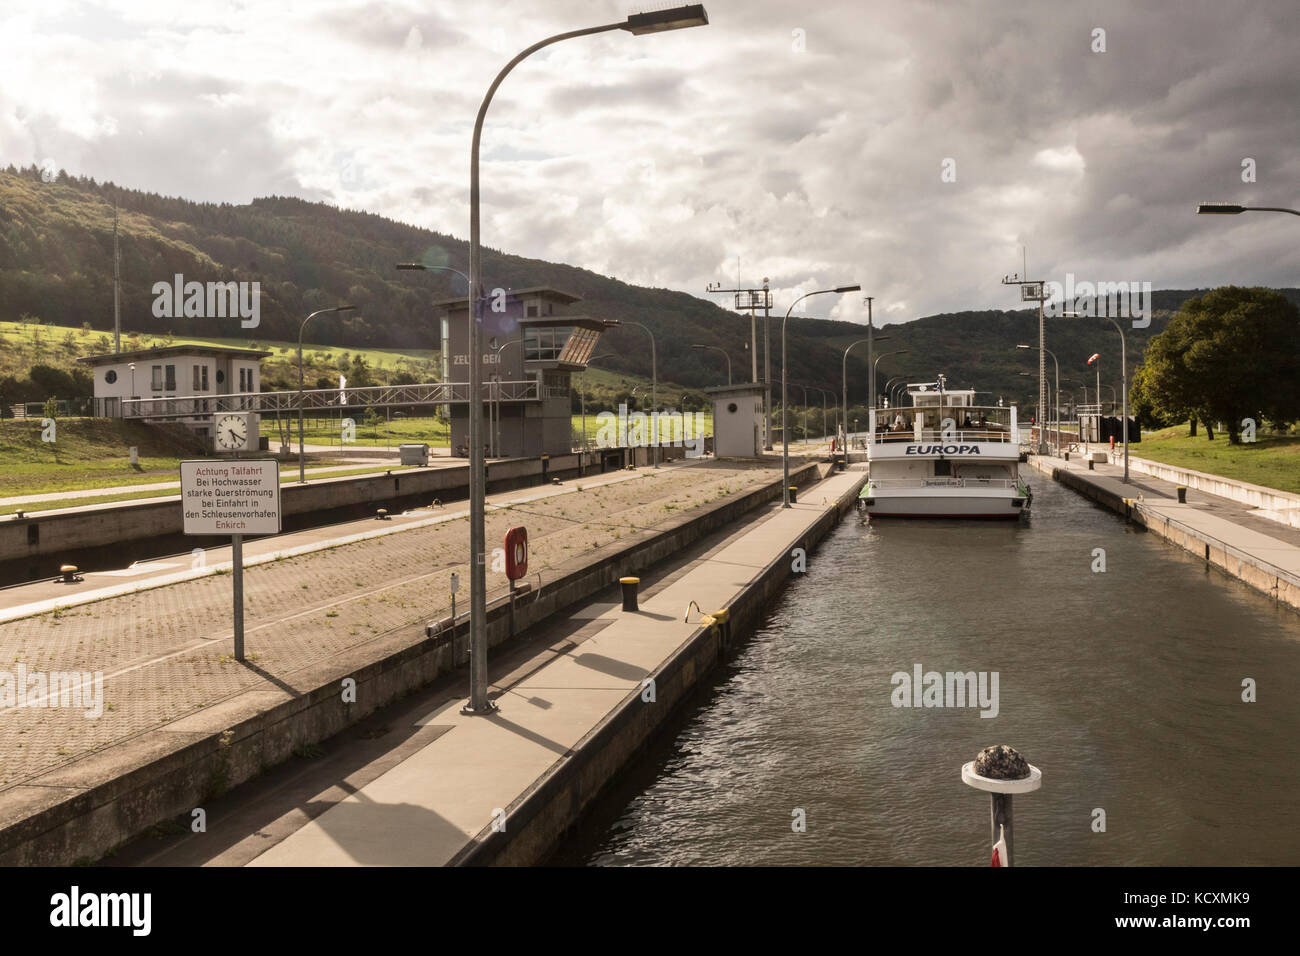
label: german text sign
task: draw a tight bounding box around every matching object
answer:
[180,459,282,535]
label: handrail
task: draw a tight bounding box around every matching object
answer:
[871,429,1014,444]
[867,477,1020,489]
[121,379,542,419]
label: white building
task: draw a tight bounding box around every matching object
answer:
[705,383,766,458]
[78,345,271,423]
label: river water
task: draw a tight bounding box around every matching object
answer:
[558,474,1300,866]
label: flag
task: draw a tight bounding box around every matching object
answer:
[339,374,348,406]
[991,824,1008,867]
[1087,352,1100,365]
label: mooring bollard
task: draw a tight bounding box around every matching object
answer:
[788,486,798,504]
[1176,485,1187,503]
[1087,459,1094,470]
[620,576,640,612]
[59,564,82,584]
[376,508,390,520]
[961,744,1042,867]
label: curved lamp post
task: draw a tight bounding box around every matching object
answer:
[1065,311,1128,481]
[1197,202,1300,218]
[783,284,860,506]
[461,5,708,715]
[691,343,732,384]
[625,321,658,468]
[298,305,356,483]
[873,349,908,407]
[1017,343,1058,451]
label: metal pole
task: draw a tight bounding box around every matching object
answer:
[763,283,772,450]
[866,297,875,409]
[1107,316,1129,482]
[991,793,1014,868]
[297,331,306,484]
[1038,294,1047,455]
[232,533,245,662]
[113,202,121,355]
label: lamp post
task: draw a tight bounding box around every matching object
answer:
[1197,202,1300,218]
[783,284,860,506]
[626,321,658,468]
[298,305,356,483]
[1065,311,1128,481]
[461,7,708,715]
[873,349,908,407]
[842,338,869,457]
[1017,344,1058,452]
[691,343,732,384]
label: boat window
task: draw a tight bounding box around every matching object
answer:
[934,459,952,476]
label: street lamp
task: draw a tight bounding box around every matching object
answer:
[626,321,658,467]
[873,349,908,407]
[691,343,732,384]
[298,305,356,483]
[1196,202,1300,217]
[461,6,708,715]
[1064,311,1128,481]
[1017,344,1058,452]
[783,284,860,506]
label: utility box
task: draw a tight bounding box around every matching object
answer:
[400,443,430,466]
[705,383,765,458]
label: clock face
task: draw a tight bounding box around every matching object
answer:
[215,414,248,450]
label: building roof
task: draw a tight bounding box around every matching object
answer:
[77,345,273,366]
[432,286,584,309]
[703,382,767,395]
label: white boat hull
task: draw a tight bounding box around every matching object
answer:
[861,487,1028,519]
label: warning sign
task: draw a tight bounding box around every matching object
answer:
[180,459,282,536]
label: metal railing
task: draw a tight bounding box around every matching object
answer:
[121,379,541,420]
[873,428,1014,444]
[867,477,1020,489]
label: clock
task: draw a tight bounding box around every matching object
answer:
[213,413,252,452]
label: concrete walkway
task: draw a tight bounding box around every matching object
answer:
[243,469,863,866]
[1033,453,1300,586]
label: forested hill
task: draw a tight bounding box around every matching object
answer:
[1,165,1294,407]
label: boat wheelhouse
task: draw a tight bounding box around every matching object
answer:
[858,379,1031,519]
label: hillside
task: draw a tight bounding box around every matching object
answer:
[3,165,1298,412]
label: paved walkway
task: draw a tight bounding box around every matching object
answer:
[240,468,863,866]
[0,458,784,793]
[1036,454,1300,581]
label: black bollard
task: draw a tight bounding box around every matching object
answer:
[620,576,640,612]
[788,486,798,504]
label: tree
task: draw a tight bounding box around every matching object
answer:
[1133,286,1300,444]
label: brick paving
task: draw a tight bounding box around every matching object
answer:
[0,459,783,790]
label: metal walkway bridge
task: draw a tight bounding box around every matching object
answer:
[121,380,541,420]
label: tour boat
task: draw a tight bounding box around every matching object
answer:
[858,378,1031,519]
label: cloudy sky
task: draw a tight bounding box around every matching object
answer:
[2,0,1297,325]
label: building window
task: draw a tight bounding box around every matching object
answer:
[524,327,575,362]
[152,365,163,390]
[526,303,539,318]
[193,365,201,391]
[165,365,176,391]
[202,365,209,390]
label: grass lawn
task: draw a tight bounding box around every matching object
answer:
[261,414,451,448]
[1134,426,1300,495]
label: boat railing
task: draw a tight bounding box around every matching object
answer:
[867,477,1020,489]
[872,428,1014,444]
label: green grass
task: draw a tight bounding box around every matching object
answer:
[0,463,422,515]
[1135,426,1300,494]
[261,414,450,448]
